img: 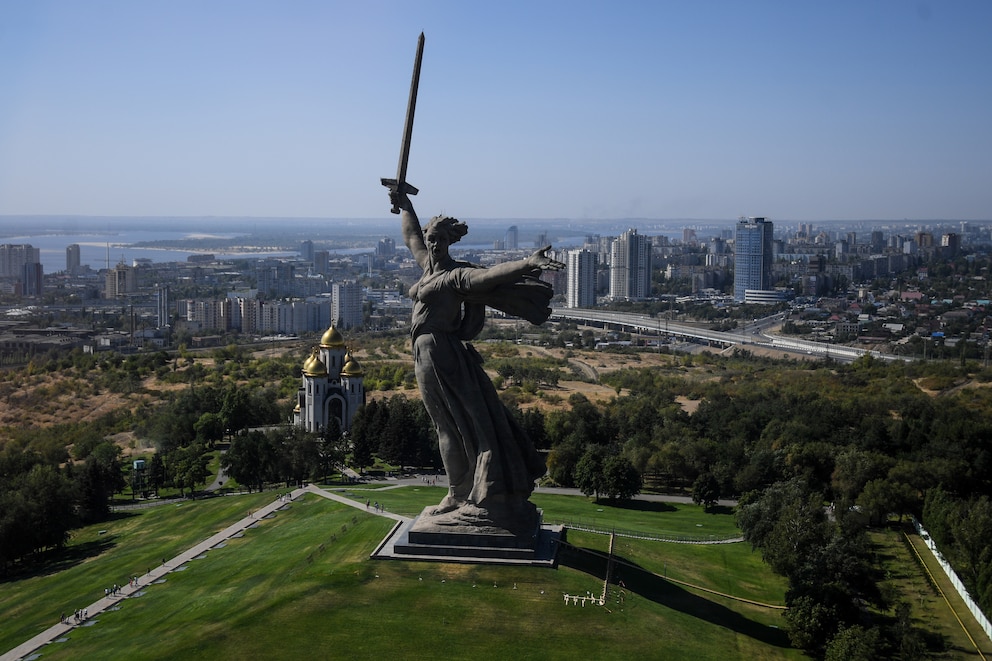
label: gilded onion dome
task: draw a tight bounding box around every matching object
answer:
[302,348,327,377]
[341,352,364,377]
[320,325,346,348]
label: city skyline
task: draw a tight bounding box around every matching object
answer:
[1,2,990,222]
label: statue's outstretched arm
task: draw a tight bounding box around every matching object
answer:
[466,246,564,291]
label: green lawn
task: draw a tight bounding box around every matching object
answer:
[2,491,800,661]
[0,491,280,652]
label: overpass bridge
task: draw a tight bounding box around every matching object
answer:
[549,308,904,363]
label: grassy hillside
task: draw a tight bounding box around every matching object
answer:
[2,491,800,661]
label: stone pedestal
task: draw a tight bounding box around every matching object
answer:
[373,507,562,567]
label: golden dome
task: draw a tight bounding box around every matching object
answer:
[341,352,364,377]
[320,325,345,348]
[302,348,327,377]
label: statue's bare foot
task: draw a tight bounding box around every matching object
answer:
[428,495,461,515]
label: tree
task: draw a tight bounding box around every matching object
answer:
[277,427,320,487]
[601,454,642,501]
[0,488,33,572]
[738,477,881,656]
[830,448,892,506]
[824,626,884,661]
[19,465,75,553]
[761,489,829,578]
[692,472,721,510]
[248,386,283,428]
[194,412,225,445]
[546,436,583,487]
[220,386,252,435]
[148,453,166,496]
[75,442,126,523]
[349,404,377,472]
[574,445,608,500]
[317,418,345,483]
[221,431,277,493]
[737,479,824,565]
[855,478,915,526]
[518,408,547,449]
[168,444,210,498]
[376,396,434,467]
[76,458,113,523]
[784,593,847,654]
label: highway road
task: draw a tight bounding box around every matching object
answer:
[549,308,907,363]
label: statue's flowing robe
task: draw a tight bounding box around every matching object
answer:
[410,263,550,520]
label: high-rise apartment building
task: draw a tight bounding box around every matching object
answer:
[105,262,137,299]
[566,249,597,308]
[156,286,170,328]
[299,240,315,263]
[505,225,519,251]
[332,281,362,330]
[608,229,651,300]
[183,298,231,332]
[0,244,40,278]
[733,216,774,302]
[941,233,960,257]
[66,244,81,274]
[870,231,885,253]
[376,237,396,257]
[21,262,43,296]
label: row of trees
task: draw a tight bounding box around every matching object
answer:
[737,479,898,657]
[489,356,566,390]
[0,441,124,573]
[221,426,346,491]
[922,488,992,616]
[139,382,284,454]
[737,476,944,658]
[348,396,439,471]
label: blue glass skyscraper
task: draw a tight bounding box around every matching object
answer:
[734,217,773,302]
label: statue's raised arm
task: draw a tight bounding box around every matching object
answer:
[390,190,428,270]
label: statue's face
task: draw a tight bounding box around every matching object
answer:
[425,228,450,263]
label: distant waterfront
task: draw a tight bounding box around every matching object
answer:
[5,228,588,275]
[4,230,300,274]
[0,213,721,276]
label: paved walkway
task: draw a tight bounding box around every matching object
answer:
[301,483,409,524]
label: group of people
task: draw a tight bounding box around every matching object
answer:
[104,577,138,598]
[59,575,142,626]
[60,608,87,625]
[365,500,385,513]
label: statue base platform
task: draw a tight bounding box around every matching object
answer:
[372,506,562,567]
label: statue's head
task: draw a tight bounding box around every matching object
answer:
[424,215,468,245]
[423,215,468,267]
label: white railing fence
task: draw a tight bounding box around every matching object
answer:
[912,517,992,642]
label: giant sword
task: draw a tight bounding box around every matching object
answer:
[381,32,425,213]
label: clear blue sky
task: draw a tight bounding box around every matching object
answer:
[1,1,989,222]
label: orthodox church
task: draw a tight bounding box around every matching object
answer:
[293,324,365,435]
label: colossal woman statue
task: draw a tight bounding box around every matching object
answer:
[391,190,564,535]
